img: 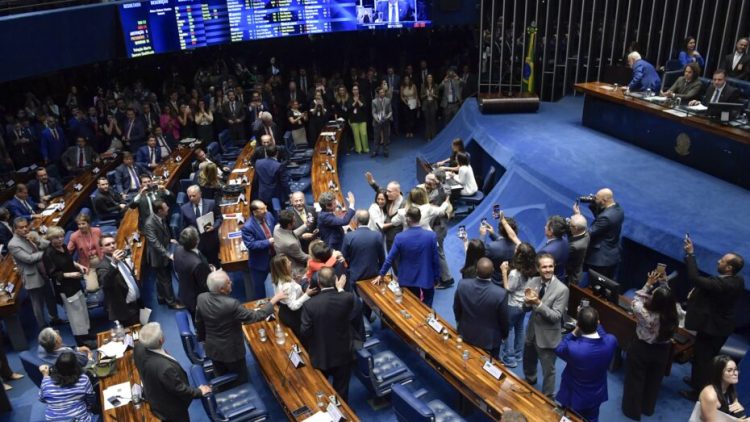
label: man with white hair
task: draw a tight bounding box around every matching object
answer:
[134,322,211,421]
[195,270,287,384]
[626,52,661,92]
[251,133,289,164]
[37,327,92,367]
[180,185,222,267]
[573,188,624,278]
[566,214,590,285]
[252,111,280,144]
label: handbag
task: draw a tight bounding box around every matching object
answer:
[84,255,100,292]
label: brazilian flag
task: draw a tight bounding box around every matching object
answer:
[522,25,538,93]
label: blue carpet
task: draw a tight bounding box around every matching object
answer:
[4,95,746,421]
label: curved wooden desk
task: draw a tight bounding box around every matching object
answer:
[218,142,255,272]
[311,124,345,204]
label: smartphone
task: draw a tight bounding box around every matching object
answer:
[107,396,121,407]
[457,225,466,239]
[656,263,667,276]
[685,233,690,241]
[492,204,501,219]
[481,218,489,227]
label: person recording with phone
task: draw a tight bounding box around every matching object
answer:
[481,208,521,283]
[679,236,744,401]
[572,188,624,279]
[128,174,173,230]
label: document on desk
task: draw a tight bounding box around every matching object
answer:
[99,341,128,359]
[663,109,689,118]
[687,104,708,112]
[103,381,132,410]
[232,168,249,174]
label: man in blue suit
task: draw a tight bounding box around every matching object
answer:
[254,145,290,210]
[241,200,276,300]
[6,184,41,220]
[482,216,520,283]
[121,108,147,150]
[135,136,162,171]
[114,152,151,200]
[573,188,624,278]
[453,258,509,357]
[372,207,440,306]
[555,306,618,422]
[626,52,661,92]
[317,191,356,251]
[538,215,570,280]
[180,185,222,267]
[342,210,385,285]
[27,167,64,207]
[375,0,414,22]
[40,116,66,165]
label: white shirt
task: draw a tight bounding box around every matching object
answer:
[273,280,309,311]
[367,203,386,232]
[456,165,478,196]
[391,202,449,231]
[733,52,743,69]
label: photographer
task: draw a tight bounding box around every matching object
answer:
[573,188,624,278]
[439,67,464,123]
[128,174,173,231]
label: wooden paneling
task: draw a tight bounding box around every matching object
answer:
[310,124,345,204]
[217,142,254,272]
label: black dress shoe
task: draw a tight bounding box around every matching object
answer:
[168,303,186,310]
[49,318,68,326]
[679,390,698,401]
[435,281,455,290]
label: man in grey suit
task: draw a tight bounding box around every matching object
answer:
[453,258,509,357]
[143,199,183,309]
[273,209,309,276]
[8,217,63,328]
[371,86,393,158]
[439,68,464,123]
[523,253,569,397]
[565,214,590,285]
[195,270,286,384]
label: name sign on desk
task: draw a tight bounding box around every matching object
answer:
[427,317,445,334]
[74,183,83,192]
[5,283,14,294]
[482,361,503,380]
[92,167,100,175]
[327,402,345,422]
[175,155,182,162]
[288,349,304,368]
[227,231,242,239]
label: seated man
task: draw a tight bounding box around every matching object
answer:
[61,137,99,175]
[114,152,151,200]
[27,167,64,209]
[36,327,93,367]
[192,147,229,178]
[626,52,661,92]
[135,136,162,171]
[93,176,126,222]
[6,184,42,220]
[689,69,741,106]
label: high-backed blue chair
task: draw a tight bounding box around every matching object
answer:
[189,364,268,422]
[454,165,497,215]
[19,351,46,387]
[739,351,750,408]
[175,310,212,372]
[392,383,466,422]
[354,338,415,398]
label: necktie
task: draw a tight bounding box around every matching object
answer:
[194,203,200,218]
[449,80,455,101]
[539,282,547,300]
[159,136,172,154]
[127,120,134,138]
[41,183,47,197]
[260,219,275,255]
[78,148,85,167]
[299,209,307,224]
[130,167,140,189]
[230,102,235,114]
[52,128,58,140]
[23,200,32,213]
[150,148,155,164]
[711,88,721,103]
[117,260,140,302]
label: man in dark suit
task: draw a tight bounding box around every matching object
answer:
[482,216,520,283]
[250,134,289,165]
[141,103,158,133]
[128,174,173,230]
[40,116,66,165]
[573,188,624,279]
[93,177,126,223]
[222,90,246,141]
[134,322,211,421]
[61,137,99,175]
[288,191,317,252]
[252,112,281,145]
[371,87,393,158]
[27,167,64,208]
[724,37,750,80]
[254,145,290,210]
[180,185,222,268]
[196,270,286,384]
[247,91,270,129]
[174,227,212,317]
[153,126,175,157]
[300,267,355,400]
[96,234,142,327]
[539,215,570,281]
[6,184,41,220]
[317,191,356,251]
[372,207,440,307]
[565,214,590,286]
[135,136,162,171]
[282,80,304,109]
[342,210,384,285]
[143,199,183,309]
[680,238,745,400]
[241,200,276,300]
[375,0,414,22]
[689,69,741,106]
[0,208,12,251]
[555,307,618,421]
[453,258,509,357]
[193,147,229,178]
[114,152,151,200]
[121,108,147,149]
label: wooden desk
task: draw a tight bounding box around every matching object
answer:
[96,325,158,422]
[357,279,581,422]
[574,81,750,187]
[115,147,195,281]
[218,142,255,272]
[567,284,695,373]
[310,124,345,204]
[0,158,120,351]
[242,300,360,421]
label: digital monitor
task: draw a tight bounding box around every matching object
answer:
[119,0,431,58]
[706,102,745,122]
[589,269,620,305]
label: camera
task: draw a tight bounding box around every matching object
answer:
[148,183,158,192]
[578,194,596,203]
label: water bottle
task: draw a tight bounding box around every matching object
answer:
[114,320,125,342]
[131,382,143,409]
[274,323,286,345]
[394,287,403,304]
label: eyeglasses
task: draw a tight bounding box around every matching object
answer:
[725,368,740,373]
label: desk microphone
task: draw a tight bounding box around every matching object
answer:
[280,344,301,388]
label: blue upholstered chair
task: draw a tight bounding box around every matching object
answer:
[175,310,212,372]
[19,351,46,387]
[354,338,415,398]
[392,382,466,422]
[189,364,268,422]
[454,165,496,215]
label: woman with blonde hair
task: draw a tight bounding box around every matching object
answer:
[270,255,317,336]
[197,162,222,199]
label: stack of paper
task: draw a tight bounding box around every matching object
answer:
[99,341,128,359]
[102,381,132,410]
